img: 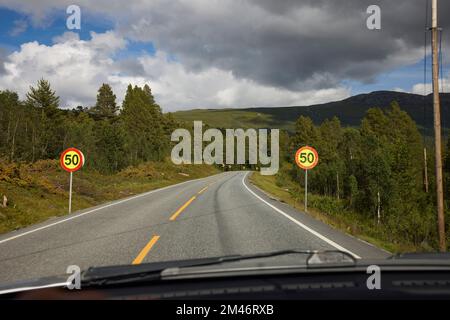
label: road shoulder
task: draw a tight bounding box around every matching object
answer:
[244,172,391,259]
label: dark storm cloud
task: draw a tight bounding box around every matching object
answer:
[118,0,450,90]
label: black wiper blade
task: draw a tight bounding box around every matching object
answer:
[81,250,356,286]
[81,256,241,286]
[186,249,315,267]
[81,250,311,286]
[162,249,357,274]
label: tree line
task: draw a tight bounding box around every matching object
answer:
[0,79,179,173]
[284,102,450,247]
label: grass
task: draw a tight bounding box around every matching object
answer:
[249,171,425,254]
[0,159,220,234]
[172,109,293,131]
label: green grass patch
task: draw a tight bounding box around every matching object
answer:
[172,109,293,131]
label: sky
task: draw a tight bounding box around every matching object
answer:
[0,0,449,112]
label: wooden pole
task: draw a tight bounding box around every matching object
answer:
[431,0,446,251]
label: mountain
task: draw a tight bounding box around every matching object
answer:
[172,91,450,134]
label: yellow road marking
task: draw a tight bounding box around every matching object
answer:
[169,196,196,221]
[132,235,160,265]
[198,186,209,194]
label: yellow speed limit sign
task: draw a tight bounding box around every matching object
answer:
[60,148,85,214]
[60,148,85,173]
[295,146,319,170]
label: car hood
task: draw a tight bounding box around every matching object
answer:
[2,252,450,295]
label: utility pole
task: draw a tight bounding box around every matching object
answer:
[431,0,446,251]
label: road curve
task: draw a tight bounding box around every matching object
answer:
[0,171,389,284]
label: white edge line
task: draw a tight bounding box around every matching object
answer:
[0,174,221,245]
[242,172,361,259]
[0,281,70,295]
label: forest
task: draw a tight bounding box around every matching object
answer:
[278,104,450,249]
[1,79,449,250]
[0,79,179,173]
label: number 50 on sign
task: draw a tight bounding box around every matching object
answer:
[295,146,318,170]
[60,148,85,172]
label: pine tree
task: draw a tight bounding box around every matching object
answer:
[120,84,168,163]
[91,84,118,121]
[25,79,63,159]
[26,79,59,116]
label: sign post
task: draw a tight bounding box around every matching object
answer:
[295,146,319,212]
[305,169,308,212]
[60,148,85,214]
[69,171,73,213]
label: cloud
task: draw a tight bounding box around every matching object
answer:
[121,52,350,110]
[0,1,448,110]
[0,31,350,110]
[392,87,407,93]
[0,31,126,107]
[411,77,450,95]
[9,19,28,36]
[0,48,8,75]
[1,0,449,90]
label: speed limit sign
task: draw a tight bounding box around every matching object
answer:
[60,148,85,173]
[60,148,85,214]
[295,146,319,170]
[295,146,319,212]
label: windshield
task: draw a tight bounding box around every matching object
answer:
[0,0,449,294]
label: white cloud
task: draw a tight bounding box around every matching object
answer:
[0,31,350,111]
[0,31,126,107]
[9,19,28,36]
[411,71,450,95]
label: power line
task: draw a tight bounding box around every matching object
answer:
[439,29,444,93]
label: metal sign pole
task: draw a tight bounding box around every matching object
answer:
[304,169,308,212]
[69,171,73,214]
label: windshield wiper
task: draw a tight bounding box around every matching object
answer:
[81,250,356,287]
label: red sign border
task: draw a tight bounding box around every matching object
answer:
[295,146,319,170]
[60,148,84,173]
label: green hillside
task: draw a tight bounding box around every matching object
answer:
[172,91,450,134]
[171,109,283,129]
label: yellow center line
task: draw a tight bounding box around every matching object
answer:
[198,186,209,194]
[132,182,217,265]
[132,235,160,265]
[169,196,196,221]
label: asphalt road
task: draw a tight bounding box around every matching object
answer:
[0,171,389,284]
